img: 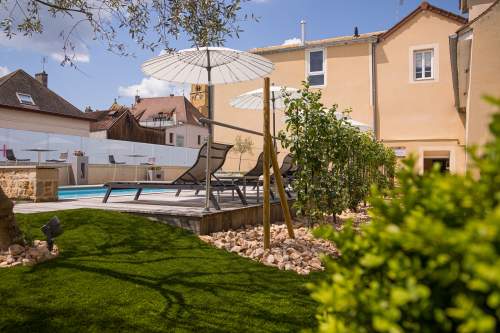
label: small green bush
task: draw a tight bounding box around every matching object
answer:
[310,97,500,333]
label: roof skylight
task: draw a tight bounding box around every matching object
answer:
[16,92,35,106]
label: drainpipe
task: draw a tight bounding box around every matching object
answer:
[371,40,379,140]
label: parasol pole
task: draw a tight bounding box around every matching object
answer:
[263,77,271,249]
[204,48,213,211]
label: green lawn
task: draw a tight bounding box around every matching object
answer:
[0,209,320,333]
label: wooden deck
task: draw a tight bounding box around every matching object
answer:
[13,190,295,234]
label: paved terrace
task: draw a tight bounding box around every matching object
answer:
[13,190,293,234]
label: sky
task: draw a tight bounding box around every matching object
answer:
[0,0,463,111]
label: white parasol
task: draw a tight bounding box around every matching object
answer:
[142,46,274,210]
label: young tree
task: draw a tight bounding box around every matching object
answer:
[233,135,254,172]
[0,0,252,66]
[279,82,394,223]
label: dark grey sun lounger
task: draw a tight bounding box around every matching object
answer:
[216,152,269,201]
[102,142,247,210]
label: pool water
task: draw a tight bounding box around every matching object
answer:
[58,186,174,199]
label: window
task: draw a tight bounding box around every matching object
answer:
[306,49,325,86]
[16,93,35,105]
[176,135,184,147]
[413,49,433,80]
[169,133,174,144]
[197,135,201,145]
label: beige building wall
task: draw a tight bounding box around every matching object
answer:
[464,2,500,149]
[213,43,373,172]
[376,11,466,173]
[0,107,91,137]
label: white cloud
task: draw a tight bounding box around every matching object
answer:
[0,2,92,63]
[283,37,301,45]
[118,77,190,98]
[0,66,10,76]
[50,52,90,64]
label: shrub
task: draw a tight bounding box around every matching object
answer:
[310,97,500,333]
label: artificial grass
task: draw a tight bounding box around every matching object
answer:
[0,209,320,333]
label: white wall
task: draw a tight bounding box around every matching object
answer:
[165,124,208,149]
[0,127,198,166]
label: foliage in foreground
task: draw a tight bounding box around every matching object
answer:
[279,83,395,222]
[1,209,320,333]
[310,98,500,333]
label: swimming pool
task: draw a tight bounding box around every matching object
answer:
[58,186,174,199]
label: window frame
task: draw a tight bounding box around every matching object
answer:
[413,49,434,81]
[16,92,36,105]
[409,44,439,83]
[306,47,327,87]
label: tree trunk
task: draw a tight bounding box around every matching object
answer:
[0,187,23,251]
[238,153,243,172]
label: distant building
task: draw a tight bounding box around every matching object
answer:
[190,84,209,117]
[0,69,91,136]
[86,102,165,144]
[131,95,208,149]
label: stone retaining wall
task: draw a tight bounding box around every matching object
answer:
[0,166,59,202]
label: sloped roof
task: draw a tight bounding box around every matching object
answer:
[250,2,466,55]
[379,2,467,41]
[131,96,205,126]
[87,110,125,131]
[457,0,499,33]
[250,31,383,55]
[0,69,90,120]
[88,106,165,133]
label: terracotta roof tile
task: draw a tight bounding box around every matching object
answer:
[379,1,467,41]
[131,96,205,127]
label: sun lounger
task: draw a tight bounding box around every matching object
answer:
[102,142,247,210]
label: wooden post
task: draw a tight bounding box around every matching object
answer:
[268,142,295,239]
[263,77,271,249]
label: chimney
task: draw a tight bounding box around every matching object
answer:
[300,20,306,46]
[134,94,141,104]
[35,71,48,88]
[354,26,360,38]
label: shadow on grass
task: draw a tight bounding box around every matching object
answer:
[1,209,321,333]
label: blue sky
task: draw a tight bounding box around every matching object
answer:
[0,0,462,111]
